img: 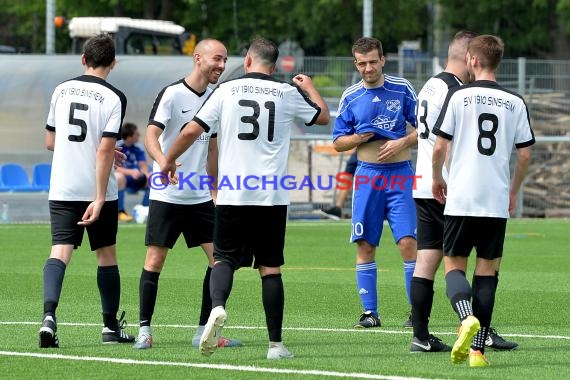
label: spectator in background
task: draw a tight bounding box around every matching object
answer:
[115,122,150,222]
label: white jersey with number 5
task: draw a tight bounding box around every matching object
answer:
[433,80,535,218]
[193,72,321,205]
[414,72,462,199]
[46,75,126,201]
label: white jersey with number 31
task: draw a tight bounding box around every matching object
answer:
[193,72,321,206]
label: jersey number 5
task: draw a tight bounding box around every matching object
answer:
[238,100,275,142]
[68,102,88,142]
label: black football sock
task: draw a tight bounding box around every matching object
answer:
[445,269,473,321]
[262,274,284,342]
[198,266,213,326]
[471,275,496,353]
[43,258,67,317]
[139,269,160,327]
[411,276,434,340]
[97,265,120,328]
[210,261,234,308]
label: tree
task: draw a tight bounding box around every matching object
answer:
[436,0,567,58]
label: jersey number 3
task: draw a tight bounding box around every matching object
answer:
[238,100,275,142]
[68,102,88,142]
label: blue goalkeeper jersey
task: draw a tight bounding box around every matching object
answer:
[333,75,417,142]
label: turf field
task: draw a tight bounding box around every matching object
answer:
[0,219,569,379]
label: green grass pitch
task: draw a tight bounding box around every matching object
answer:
[0,219,569,379]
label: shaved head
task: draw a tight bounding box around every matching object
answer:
[448,31,478,63]
[194,38,226,58]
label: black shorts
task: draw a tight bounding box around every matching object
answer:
[49,200,118,251]
[443,215,507,260]
[415,198,445,250]
[214,205,287,269]
[145,199,214,249]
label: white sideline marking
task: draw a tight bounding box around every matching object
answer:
[0,351,436,380]
[1,321,569,340]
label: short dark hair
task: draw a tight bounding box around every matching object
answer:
[468,35,504,71]
[83,34,115,69]
[352,37,383,57]
[120,122,138,140]
[248,38,279,66]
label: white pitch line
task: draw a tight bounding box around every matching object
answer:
[1,321,569,340]
[0,351,440,380]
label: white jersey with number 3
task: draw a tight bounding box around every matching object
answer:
[46,75,126,201]
[433,80,535,218]
[193,72,321,205]
[414,72,462,199]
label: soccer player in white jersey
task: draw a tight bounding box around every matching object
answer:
[432,35,534,367]
[40,34,134,348]
[411,31,518,354]
[161,38,330,359]
[132,39,240,350]
[333,37,418,329]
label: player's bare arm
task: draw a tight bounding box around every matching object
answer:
[206,136,219,202]
[79,136,116,225]
[45,130,55,151]
[144,124,165,163]
[333,133,375,152]
[509,146,532,215]
[432,136,448,204]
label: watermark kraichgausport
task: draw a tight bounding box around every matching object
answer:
[148,172,422,191]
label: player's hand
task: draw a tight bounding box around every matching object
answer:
[355,132,374,145]
[78,199,105,226]
[130,169,143,179]
[432,177,447,205]
[377,139,405,162]
[210,189,218,205]
[114,149,126,168]
[158,158,180,186]
[292,74,314,90]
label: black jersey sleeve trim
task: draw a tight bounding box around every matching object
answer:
[102,131,120,139]
[432,129,453,140]
[192,116,211,133]
[515,138,535,148]
[148,121,166,130]
[46,125,55,132]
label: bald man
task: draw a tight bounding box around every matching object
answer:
[133,39,241,350]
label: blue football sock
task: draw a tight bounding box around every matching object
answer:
[142,188,150,207]
[118,189,125,211]
[356,261,378,316]
[404,260,416,305]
